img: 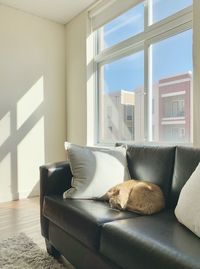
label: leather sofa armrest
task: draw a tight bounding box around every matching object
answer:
[40,161,72,238]
[40,161,72,197]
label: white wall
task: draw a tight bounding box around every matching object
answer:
[0,5,66,202]
[65,12,88,146]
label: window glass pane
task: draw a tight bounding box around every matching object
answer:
[98,51,144,143]
[99,2,144,52]
[151,30,192,143]
[150,0,192,24]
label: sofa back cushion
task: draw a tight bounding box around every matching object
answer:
[126,145,176,206]
[170,146,200,208]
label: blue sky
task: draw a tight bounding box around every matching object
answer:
[103,0,192,93]
[153,0,192,22]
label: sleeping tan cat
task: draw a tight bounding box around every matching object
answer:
[104,180,165,215]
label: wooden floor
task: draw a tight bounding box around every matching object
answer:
[0,197,74,268]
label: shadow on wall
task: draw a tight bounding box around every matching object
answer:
[0,76,45,202]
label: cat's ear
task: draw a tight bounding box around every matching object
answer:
[104,188,119,199]
[112,189,120,196]
[119,187,131,197]
[128,187,135,198]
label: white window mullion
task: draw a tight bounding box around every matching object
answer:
[145,42,153,142]
[144,42,148,141]
[94,62,100,145]
[97,62,104,144]
[95,42,144,66]
[145,0,152,142]
[193,0,200,146]
[147,20,192,46]
[144,0,149,31]
[147,0,153,26]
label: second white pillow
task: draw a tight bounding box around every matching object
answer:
[175,163,200,238]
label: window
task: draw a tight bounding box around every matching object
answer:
[94,0,193,144]
[163,99,185,118]
[98,51,144,143]
[180,128,186,138]
[170,127,186,141]
[172,100,185,117]
[151,30,192,142]
[99,2,144,51]
[150,0,192,24]
[107,106,112,119]
[108,126,112,132]
[126,106,133,121]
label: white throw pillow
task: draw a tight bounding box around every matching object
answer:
[63,142,130,199]
[175,163,200,237]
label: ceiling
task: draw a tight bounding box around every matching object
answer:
[0,0,98,24]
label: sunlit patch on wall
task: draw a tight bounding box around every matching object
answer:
[17,77,44,130]
[0,112,10,147]
[0,153,11,202]
[17,116,45,197]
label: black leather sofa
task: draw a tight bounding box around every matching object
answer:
[40,145,200,269]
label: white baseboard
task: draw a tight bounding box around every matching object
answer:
[0,189,39,203]
[0,193,14,203]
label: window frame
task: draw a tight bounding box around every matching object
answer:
[93,1,193,145]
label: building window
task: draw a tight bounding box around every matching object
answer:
[163,98,185,118]
[108,126,112,132]
[172,100,185,117]
[180,128,186,138]
[169,127,186,141]
[94,0,193,144]
[107,106,112,119]
[126,106,133,121]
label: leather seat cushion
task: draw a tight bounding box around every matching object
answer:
[43,195,137,250]
[100,210,200,269]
